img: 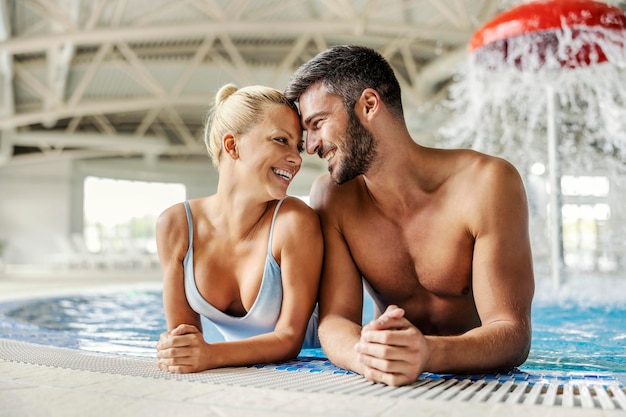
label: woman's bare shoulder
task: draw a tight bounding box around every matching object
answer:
[157,201,188,233]
[277,196,320,227]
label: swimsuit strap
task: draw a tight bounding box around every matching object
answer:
[267,198,286,255]
[183,198,284,255]
[183,200,193,249]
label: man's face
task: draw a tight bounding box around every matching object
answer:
[299,83,377,184]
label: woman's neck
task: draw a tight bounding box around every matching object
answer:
[212,183,273,241]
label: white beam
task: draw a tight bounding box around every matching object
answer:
[0,0,14,166]
[84,0,108,30]
[42,0,80,128]
[161,106,197,146]
[0,131,11,165]
[0,95,211,129]
[5,149,124,166]
[14,61,59,104]
[0,0,14,118]
[116,42,168,98]
[419,46,468,93]
[170,35,215,97]
[271,34,311,86]
[226,0,250,20]
[67,43,113,107]
[219,34,255,85]
[44,40,75,128]
[319,0,355,19]
[91,114,117,135]
[134,107,160,137]
[0,20,472,55]
[186,0,227,21]
[424,0,464,29]
[5,130,170,153]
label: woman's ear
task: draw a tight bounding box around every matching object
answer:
[223,133,239,159]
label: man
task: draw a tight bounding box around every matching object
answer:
[285,45,534,387]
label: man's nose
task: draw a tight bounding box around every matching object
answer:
[305,132,320,155]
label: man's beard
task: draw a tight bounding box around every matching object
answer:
[331,110,378,185]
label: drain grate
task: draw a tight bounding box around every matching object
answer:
[1,339,624,410]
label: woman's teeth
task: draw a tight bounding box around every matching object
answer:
[273,169,293,181]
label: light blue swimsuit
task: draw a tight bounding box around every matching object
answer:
[182,199,319,348]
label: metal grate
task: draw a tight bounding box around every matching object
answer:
[1,339,624,410]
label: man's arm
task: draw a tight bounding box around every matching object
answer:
[426,157,535,372]
[356,157,534,385]
[310,175,366,374]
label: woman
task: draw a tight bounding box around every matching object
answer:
[155,84,323,373]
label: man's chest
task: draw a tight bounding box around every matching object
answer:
[342,213,474,298]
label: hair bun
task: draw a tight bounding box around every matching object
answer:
[216,84,238,106]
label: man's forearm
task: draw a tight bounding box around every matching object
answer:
[425,320,531,374]
[318,315,365,373]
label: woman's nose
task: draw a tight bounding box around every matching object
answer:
[287,147,302,166]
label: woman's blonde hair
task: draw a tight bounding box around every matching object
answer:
[204,84,299,167]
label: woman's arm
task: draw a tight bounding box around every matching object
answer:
[156,197,324,372]
[259,197,323,359]
[155,203,208,373]
[156,203,202,331]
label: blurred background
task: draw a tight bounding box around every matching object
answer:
[0,0,624,286]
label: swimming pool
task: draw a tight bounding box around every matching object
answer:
[1,278,625,375]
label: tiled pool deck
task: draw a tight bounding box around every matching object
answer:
[0,269,624,417]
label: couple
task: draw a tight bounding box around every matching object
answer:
[155,45,535,387]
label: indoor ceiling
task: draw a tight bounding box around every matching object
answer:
[1,0,622,170]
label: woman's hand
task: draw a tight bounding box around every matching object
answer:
[156,324,211,373]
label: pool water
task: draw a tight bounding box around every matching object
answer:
[0,290,164,356]
[1,287,625,374]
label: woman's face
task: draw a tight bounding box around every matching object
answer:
[237,103,303,199]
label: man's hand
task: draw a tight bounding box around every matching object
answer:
[156,324,209,373]
[355,305,429,386]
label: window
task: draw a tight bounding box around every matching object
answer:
[83,176,185,256]
[561,175,609,197]
[559,175,612,271]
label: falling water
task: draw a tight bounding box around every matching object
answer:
[439,25,626,177]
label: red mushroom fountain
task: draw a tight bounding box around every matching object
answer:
[469,0,626,70]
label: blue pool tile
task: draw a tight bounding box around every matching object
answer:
[248,358,623,388]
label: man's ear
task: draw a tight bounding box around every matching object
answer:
[223,133,238,159]
[358,88,380,120]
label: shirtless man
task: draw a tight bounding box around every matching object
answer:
[285,45,535,387]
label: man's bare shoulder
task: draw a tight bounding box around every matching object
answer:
[431,149,526,220]
[451,150,529,229]
[451,149,522,187]
[309,173,360,212]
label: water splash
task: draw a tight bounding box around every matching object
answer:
[439,24,626,178]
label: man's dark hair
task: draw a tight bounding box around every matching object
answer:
[285,45,404,120]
